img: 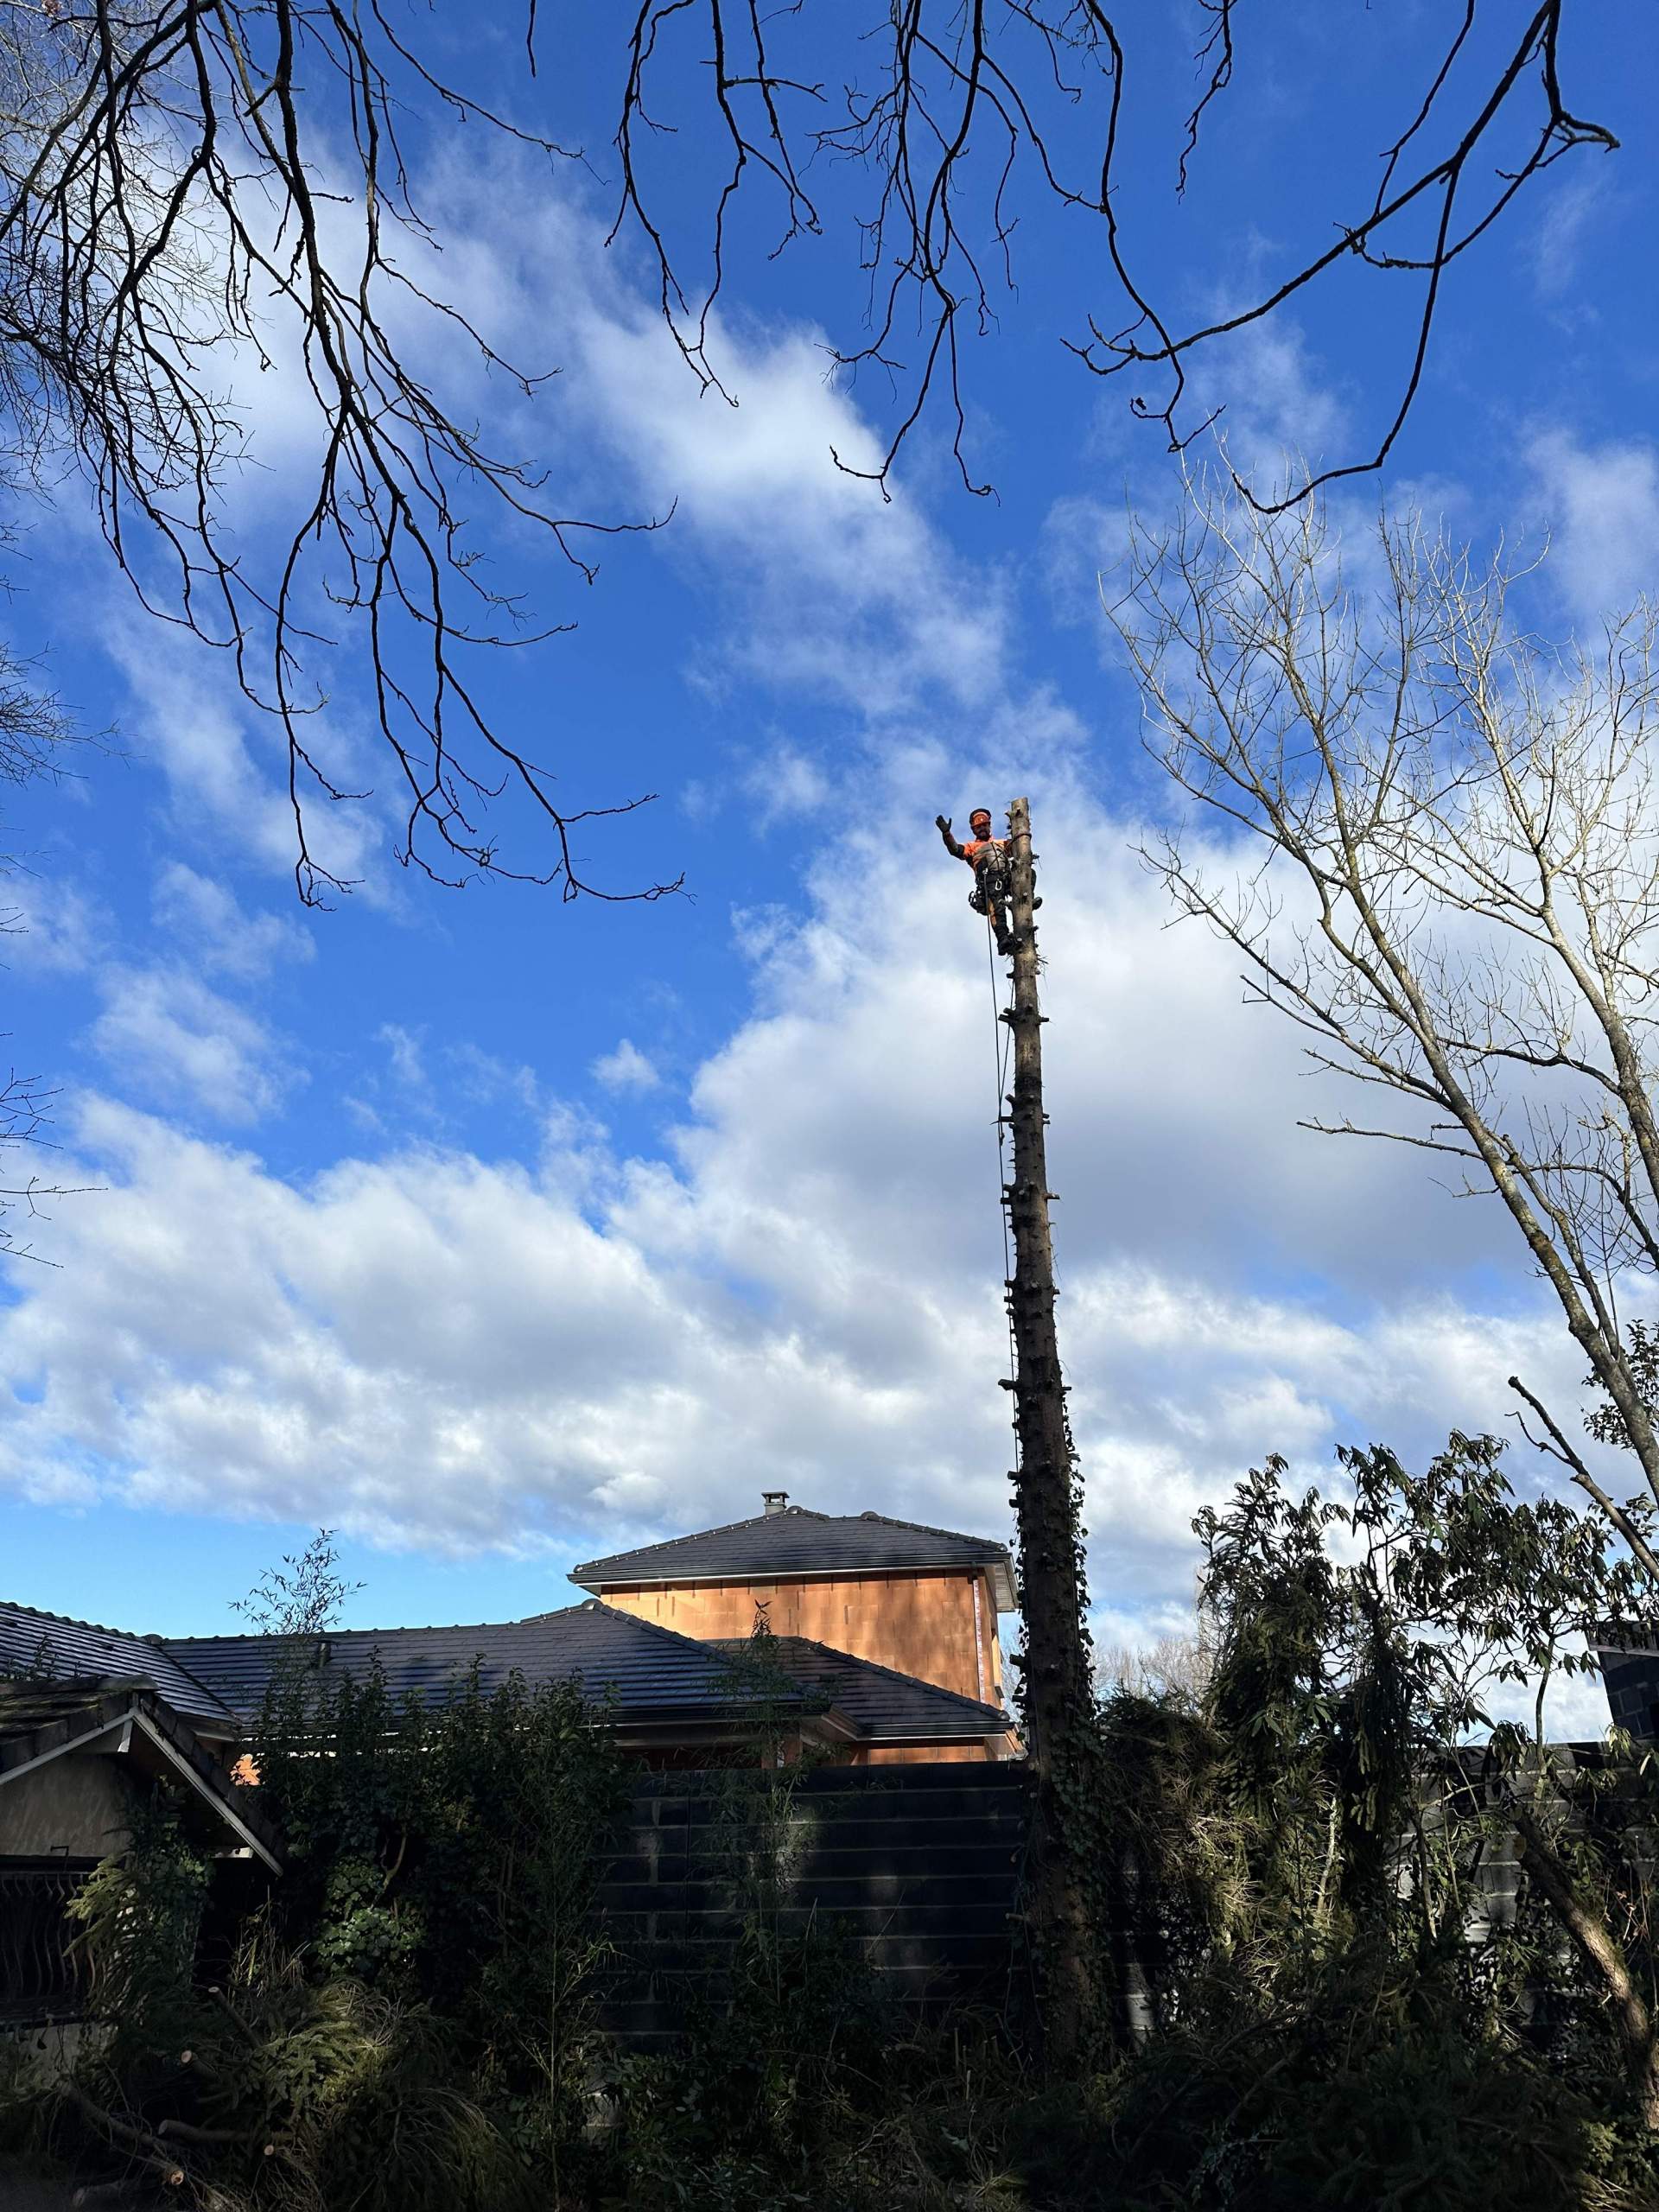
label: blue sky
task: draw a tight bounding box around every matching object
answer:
[2,5,1657,1719]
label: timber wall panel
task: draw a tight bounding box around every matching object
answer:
[602,1569,1005,1707]
[594,1764,1030,2046]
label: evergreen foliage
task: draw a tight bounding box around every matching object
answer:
[11,1447,1659,2206]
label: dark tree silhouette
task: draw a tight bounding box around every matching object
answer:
[612,2,1615,510]
[0,1,678,906]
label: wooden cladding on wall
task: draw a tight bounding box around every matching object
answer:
[602,1569,1003,1707]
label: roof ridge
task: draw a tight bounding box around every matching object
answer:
[851,1510,1009,1555]
[143,1643,240,1725]
[571,1506,832,1576]
[570,1508,1008,1589]
[1,1595,148,1641]
[163,1611,586,1647]
[1,1601,239,1728]
[0,1670,156,1702]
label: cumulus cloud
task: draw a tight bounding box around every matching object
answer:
[90,596,391,900]
[1,785,1599,1643]
[0,156,1625,1699]
[6,861,302,1130]
[404,170,1017,730]
[152,864,314,981]
[378,1024,429,1094]
[1530,166,1611,302]
[3,877,107,975]
[742,744,835,830]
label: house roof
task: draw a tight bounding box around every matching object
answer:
[162,1606,1011,1747]
[708,1636,1011,1743]
[571,1506,1018,1611]
[0,1601,238,1732]
[5,1599,1012,1755]
[0,1675,283,1872]
[162,1601,820,1726]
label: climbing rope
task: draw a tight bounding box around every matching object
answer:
[985,915,1020,1409]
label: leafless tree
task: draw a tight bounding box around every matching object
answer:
[1110,478,1659,2106]
[1096,1627,1214,1705]
[0,1,678,907]
[0,1058,71,1260]
[613,2,1616,506]
[1109,473,1659,1579]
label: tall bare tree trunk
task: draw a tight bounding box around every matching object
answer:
[1002,794,1098,2065]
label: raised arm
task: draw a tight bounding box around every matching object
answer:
[936,813,965,861]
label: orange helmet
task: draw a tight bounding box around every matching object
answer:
[969,808,994,834]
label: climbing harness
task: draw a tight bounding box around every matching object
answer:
[968,843,1013,926]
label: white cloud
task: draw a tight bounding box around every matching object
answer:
[98,611,296,874]
[1531,166,1610,302]
[593,1039,661,1094]
[448,1043,541,1116]
[378,1023,428,1094]
[1,786,1604,1637]
[2,876,106,975]
[1527,429,1659,632]
[152,864,314,981]
[88,966,295,1125]
[0,156,1629,1684]
[742,744,834,830]
[404,172,1016,728]
[1198,320,1351,489]
[94,600,389,900]
[5,864,302,1133]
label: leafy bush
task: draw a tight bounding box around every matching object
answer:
[19,1665,626,2208]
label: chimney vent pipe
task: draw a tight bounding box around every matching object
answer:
[762,1490,788,1516]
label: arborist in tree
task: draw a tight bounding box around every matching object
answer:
[937,807,1015,955]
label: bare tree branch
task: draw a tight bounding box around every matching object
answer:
[609,3,1614,502]
[1508,1373,1659,1586]
[1110,469,1659,1560]
[0,1,682,906]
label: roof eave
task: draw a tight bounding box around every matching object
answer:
[0,1691,283,1875]
[573,1557,1016,1605]
[863,1731,1019,1750]
[607,1708,857,1749]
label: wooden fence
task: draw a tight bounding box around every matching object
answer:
[594,1762,1031,2045]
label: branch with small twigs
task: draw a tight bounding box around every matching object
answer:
[611,2,1612,505]
[1507,1374,1659,1587]
[0,0,682,906]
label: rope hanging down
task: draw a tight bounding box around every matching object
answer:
[985,913,1020,1408]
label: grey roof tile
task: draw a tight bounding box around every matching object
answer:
[571,1506,1014,1603]
[162,1601,815,1723]
[0,1601,238,1730]
[708,1636,1010,1742]
[3,1600,1011,1750]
